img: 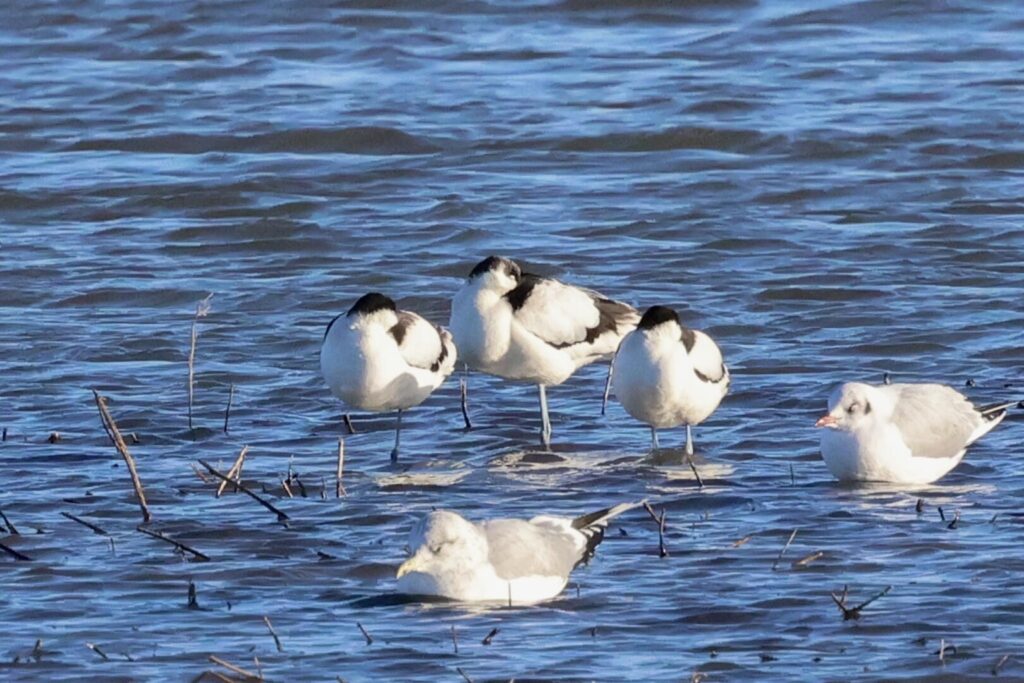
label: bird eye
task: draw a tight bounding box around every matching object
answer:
[429,545,442,555]
[847,402,859,413]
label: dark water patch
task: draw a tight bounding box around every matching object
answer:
[66,127,442,155]
[757,288,887,303]
[556,126,777,154]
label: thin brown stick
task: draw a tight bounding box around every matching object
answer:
[0,507,19,535]
[791,550,824,568]
[830,584,892,620]
[482,627,499,645]
[188,293,214,431]
[732,535,753,548]
[207,672,234,683]
[61,511,108,536]
[263,616,283,653]
[336,438,346,498]
[457,667,474,683]
[281,479,293,498]
[0,540,32,561]
[208,654,259,680]
[343,413,356,434]
[94,391,151,523]
[192,463,211,483]
[223,384,234,434]
[136,526,210,561]
[992,654,1010,675]
[216,445,249,498]
[772,529,797,570]
[357,622,373,645]
[642,502,668,557]
[197,460,289,522]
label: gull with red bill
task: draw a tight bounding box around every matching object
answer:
[816,381,1012,484]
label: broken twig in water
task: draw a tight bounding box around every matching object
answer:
[263,616,283,653]
[0,506,19,535]
[357,622,373,645]
[208,654,259,680]
[456,667,474,683]
[187,293,213,431]
[61,511,108,536]
[992,654,1010,676]
[915,498,924,514]
[188,579,199,609]
[136,526,210,561]
[343,413,356,434]
[86,642,109,661]
[772,529,798,570]
[223,384,234,434]
[0,540,32,561]
[643,502,668,557]
[216,445,249,498]
[791,551,824,568]
[197,460,289,522]
[937,506,946,522]
[451,625,458,654]
[482,627,499,645]
[732,535,753,548]
[687,455,704,488]
[830,584,892,620]
[93,391,151,523]
[336,438,346,497]
[947,510,960,529]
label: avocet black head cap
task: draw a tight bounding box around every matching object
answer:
[347,292,396,317]
[468,255,521,281]
[638,305,680,330]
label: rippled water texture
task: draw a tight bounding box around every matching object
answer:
[2,0,1024,680]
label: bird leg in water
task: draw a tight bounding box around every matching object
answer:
[343,413,357,434]
[685,425,694,456]
[650,427,659,449]
[538,384,552,449]
[460,365,472,430]
[391,409,403,463]
[602,353,616,416]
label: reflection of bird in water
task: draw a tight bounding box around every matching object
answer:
[321,293,456,462]
[816,381,1011,484]
[450,255,638,448]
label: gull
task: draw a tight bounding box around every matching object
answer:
[450,256,639,448]
[611,305,729,454]
[816,381,1012,484]
[396,502,640,604]
[320,292,456,462]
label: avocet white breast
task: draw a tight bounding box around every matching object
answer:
[396,501,639,605]
[449,256,639,448]
[611,305,729,454]
[816,381,1012,484]
[320,292,456,461]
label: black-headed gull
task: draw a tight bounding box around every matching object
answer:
[321,293,456,461]
[396,502,639,604]
[816,381,1012,484]
[450,256,639,448]
[611,305,729,453]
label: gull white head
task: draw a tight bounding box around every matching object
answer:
[816,382,887,430]
[467,255,522,294]
[396,510,487,580]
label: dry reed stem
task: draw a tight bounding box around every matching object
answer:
[772,529,797,570]
[136,526,210,561]
[263,616,283,653]
[0,540,32,561]
[93,391,151,523]
[197,460,289,522]
[208,654,260,680]
[61,511,108,536]
[0,507,19,535]
[223,384,234,434]
[187,293,213,430]
[216,445,249,498]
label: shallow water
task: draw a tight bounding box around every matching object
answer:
[2,0,1024,680]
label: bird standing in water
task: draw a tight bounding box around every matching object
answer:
[321,292,456,462]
